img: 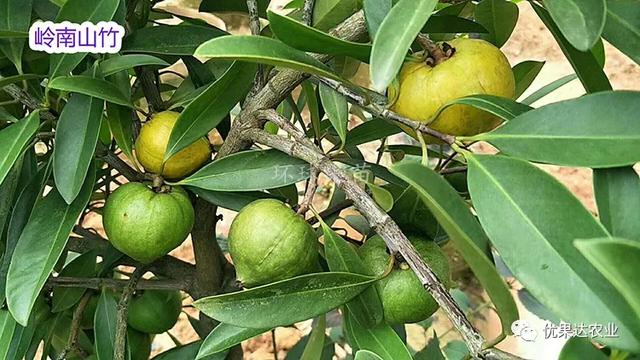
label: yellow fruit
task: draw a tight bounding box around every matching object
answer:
[389,38,515,139]
[135,111,211,179]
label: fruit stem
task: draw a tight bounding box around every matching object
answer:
[151,174,164,190]
[417,34,450,66]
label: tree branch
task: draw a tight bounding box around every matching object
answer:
[297,167,319,215]
[56,291,92,360]
[246,0,265,96]
[244,109,485,358]
[315,77,455,145]
[47,276,186,291]
[302,0,315,26]
[114,266,146,360]
[134,67,164,112]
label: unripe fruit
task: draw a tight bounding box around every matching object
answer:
[135,111,211,179]
[228,199,319,288]
[359,235,452,324]
[103,182,194,264]
[389,38,515,139]
[127,289,182,334]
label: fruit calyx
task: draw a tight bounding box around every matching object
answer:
[416,34,456,66]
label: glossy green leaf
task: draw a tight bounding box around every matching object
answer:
[466,154,640,351]
[363,0,390,37]
[434,95,532,124]
[414,333,445,360]
[344,310,412,360]
[195,36,341,81]
[53,88,103,203]
[165,61,256,160]
[533,3,611,93]
[189,187,272,212]
[6,164,95,326]
[343,118,401,148]
[369,0,438,92]
[300,316,326,360]
[512,61,545,99]
[542,0,606,51]
[51,251,98,312]
[321,220,384,327]
[319,83,348,147]
[49,75,132,107]
[94,290,118,360]
[269,11,371,63]
[0,30,27,38]
[194,272,376,329]
[0,74,45,88]
[390,161,518,335]
[575,237,640,320]
[156,340,227,360]
[474,0,518,47]
[122,24,227,55]
[0,111,39,186]
[49,0,119,78]
[197,323,267,359]
[312,0,360,31]
[0,0,33,72]
[367,183,393,212]
[199,0,269,17]
[354,350,384,360]
[99,54,169,76]
[466,91,640,168]
[422,15,488,34]
[178,149,310,192]
[603,0,640,65]
[593,167,640,240]
[106,103,136,165]
[558,337,607,360]
[520,73,577,105]
[303,81,322,142]
[0,310,16,359]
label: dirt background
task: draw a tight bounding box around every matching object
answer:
[80,1,640,359]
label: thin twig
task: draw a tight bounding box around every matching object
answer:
[440,166,467,175]
[297,167,319,215]
[244,110,485,357]
[302,0,315,26]
[2,83,56,121]
[47,276,187,291]
[114,266,146,360]
[56,291,93,360]
[134,67,164,112]
[314,77,455,145]
[247,0,265,96]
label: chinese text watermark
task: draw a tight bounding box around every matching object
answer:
[512,320,619,342]
[29,21,124,54]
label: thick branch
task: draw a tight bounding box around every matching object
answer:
[245,110,485,357]
[246,0,265,95]
[134,67,164,112]
[302,0,315,26]
[48,276,186,291]
[315,77,455,145]
[297,167,319,215]
[114,266,146,360]
[2,83,56,121]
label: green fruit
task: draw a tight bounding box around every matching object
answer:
[359,235,452,324]
[127,289,182,334]
[228,199,319,288]
[103,182,195,264]
[389,38,515,140]
[128,328,153,360]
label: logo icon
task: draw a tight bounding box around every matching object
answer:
[511,320,538,342]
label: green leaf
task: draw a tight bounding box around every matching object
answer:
[603,0,640,65]
[0,0,33,72]
[542,0,606,51]
[178,149,310,192]
[512,61,545,99]
[0,74,45,89]
[199,0,269,17]
[434,95,532,124]
[354,350,384,360]
[520,73,577,105]
[195,36,341,81]
[300,316,326,360]
[190,187,273,212]
[0,30,27,38]
[466,91,640,168]
[343,310,412,360]
[48,75,132,107]
[0,111,39,186]
[269,11,371,63]
[363,0,390,37]
[466,154,640,351]
[312,0,360,31]
[49,0,120,78]
[193,272,376,329]
[94,290,118,360]
[99,54,169,76]
[0,310,17,359]
[414,332,445,360]
[474,0,519,47]
[367,183,393,212]
[122,24,227,55]
[390,161,518,335]
[532,3,611,93]
[197,323,267,359]
[558,337,607,360]
[165,61,256,160]
[319,83,348,147]
[575,237,640,321]
[106,103,136,165]
[320,220,384,328]
[422,15,488,34]
[593,167,640,240]
[6,163,95,326]
[51,252,98,312]
[156,340,227,360]
[53,88,103,203]
[369,0,438,92]
[343,118,400,148]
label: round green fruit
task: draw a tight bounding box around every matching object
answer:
[359,235,452,324]
[389,38,515,139]
[127,289,182,334]
[103,182,195,264]
[135,111,211,179]
[228,199,319,288]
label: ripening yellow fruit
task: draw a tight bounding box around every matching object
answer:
[389,38,515,140]
[135,111,211,179]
